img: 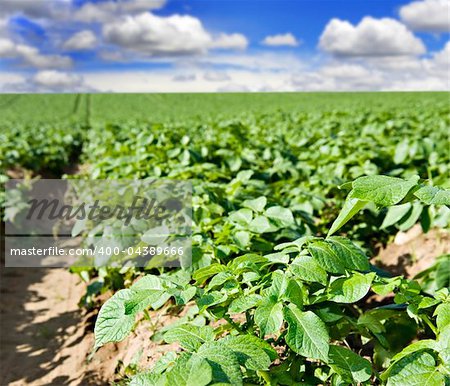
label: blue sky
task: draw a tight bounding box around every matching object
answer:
[0,0,448,92]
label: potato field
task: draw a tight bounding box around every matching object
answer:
[1,92,449,386]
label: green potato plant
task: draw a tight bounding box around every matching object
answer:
[93,176,450,385]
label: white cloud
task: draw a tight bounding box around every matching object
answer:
[319,17,426,57]
[211,33,248,50]
[103,12,212,56]
[74,0,166,23]
[0,38,15,56]
[199,52,305,72]
[103,13,248,57]
[320,63,374,79]
[0,71,26,92]
[400,0,450,32]
[0,38,72,68]
[33,70,82,88]
[63,30,97,50]
[78,68,290,92]
[261,33,299,47]
[0,17,8,34]
[203,71,231,81]
[217,83,250,92]
[0,1,62,19]
[432,41,450,68]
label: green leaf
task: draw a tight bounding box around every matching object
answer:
[163,324,215,351]
[208,271,234,289]
[328,197,366,237]
[193,264,227,284]
[166,354,212,386]
[124,289,164,315]
[242,196,267,212]
[265,206,295,227]
[385,351,444,386]
[282,278,304,309]
[130,372,166,386]
[414,185,450,206]
[141,225,169,245]
[394,140,409,164]
[220,335,277,370]
[228,208,253,225]
[326,236,370,271]
[131,275,163,291]
[435,303,450,331]
[126,275,166,312]
[197,342,243,385]
[328,272,375,303]
[249,215,277,233]
[264,251,290,264]
[308,240,345,274]
[350,175,419,206]
[94,289,135,349]
[284,305,329,362]
[254,298,284,336]
[229,294,262,314]
[233,230,251,248]
[435,255,450,291]
[275,236,315,251]
[372,277,401,296]
[381,203,412,229]
[328,345,372,383]
[290,255,328,285]
[358,312,385,334]
[391,341,438,363]
[398,201,423,231]
[263,271,288,299]
[71,217,87,237]
[196,291,227,311]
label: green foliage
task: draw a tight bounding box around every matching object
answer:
[2,94,449,385]
[90,177,450,385]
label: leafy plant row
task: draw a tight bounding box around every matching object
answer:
[93,175,450,385]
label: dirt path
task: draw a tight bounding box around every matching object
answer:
[0,267,110,386]
[0,265,178,386]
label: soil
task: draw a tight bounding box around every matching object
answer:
[0,266,181,386]
[0,267,107,385]
[373,225,450,278]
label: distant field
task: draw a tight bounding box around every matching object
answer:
[0,92,448,125]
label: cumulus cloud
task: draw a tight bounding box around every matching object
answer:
[261,33,300,47]
[0,69,93,93]
[103,12,212,56]
[319,17,426,57]
[0,1,66,19]
[211,33,248,50]
[432,41,450,68]
[400,0,450,32]
[200,52,305,72]
[33,70,82,88]
[74,0,166,23]
[63,30,97,50]
[0,38,72,68]
[103,13,248,57]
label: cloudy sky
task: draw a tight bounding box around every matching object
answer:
[0,0,448,92]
